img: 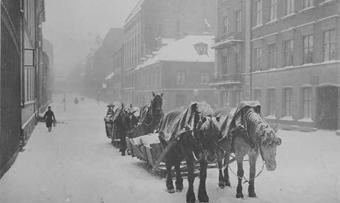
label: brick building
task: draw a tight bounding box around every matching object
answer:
[122,0,217,105]
[133,35,217,112]
[213,0,340,131]
[1,0,50,178]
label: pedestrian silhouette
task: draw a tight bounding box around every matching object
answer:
[43,106,56,132]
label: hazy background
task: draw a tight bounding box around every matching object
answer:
[43,0,138,77]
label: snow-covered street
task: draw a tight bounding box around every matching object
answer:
[0,95,339,203]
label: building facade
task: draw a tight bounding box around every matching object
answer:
[213,0,340,131]
[0,0,50,178]
[211,0,251,111]
[0,0,22,178]
[250,0,340,130]
[122,0,217,105]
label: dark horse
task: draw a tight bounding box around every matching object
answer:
[129,92,164,138]
[216,102,282,198]
[157,102,221,203]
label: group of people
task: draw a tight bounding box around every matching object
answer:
[105,103,141,156]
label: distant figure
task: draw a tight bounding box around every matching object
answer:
[74,97,79,104]
[43,106,56,132]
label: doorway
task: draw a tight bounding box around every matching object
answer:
[316,86,338,129]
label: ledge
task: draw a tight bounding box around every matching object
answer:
[298,6,315,13]
[319,0,336,6]
[281,13,296,20]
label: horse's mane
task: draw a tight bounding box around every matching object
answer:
[244,108,275,144]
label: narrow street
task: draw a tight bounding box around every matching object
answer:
[0,94,339,203]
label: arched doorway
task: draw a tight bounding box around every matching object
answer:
[316,85,338,129]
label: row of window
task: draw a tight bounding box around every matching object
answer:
[253,29,336,71]
[176,71,210,85]
[222,9,242,34]
[255,0,331,26]
[254,87,312,119]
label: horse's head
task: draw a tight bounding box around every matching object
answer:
[195,115,222,163]
[151,92,163,117]
[187,102,219,162]
[257,124,282,171]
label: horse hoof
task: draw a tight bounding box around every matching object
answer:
[236,193,244,198]
[167,189,175,193]
[248,192,257,198]
[219,184,225,189]
[225,182,231,187]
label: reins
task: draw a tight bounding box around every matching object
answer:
[228,160,265,184]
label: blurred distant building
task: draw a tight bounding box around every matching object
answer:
[83,28,124,100]
[213,0,340,132]
[122,0,217,105]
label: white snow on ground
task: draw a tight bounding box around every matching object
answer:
[0,94,339,203]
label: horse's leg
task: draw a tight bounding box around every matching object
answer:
[236,155,244,198]
[223,151,231,187]
[166,162,175,193]
[248,153,258,197]
[186,158,196,203]
[121,133,127,156]
[198,159,209,203]
[175,160,183,192]
[217,151,225,188]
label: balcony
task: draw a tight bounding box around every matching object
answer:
[210,73,243,87]
[212,34,243,49]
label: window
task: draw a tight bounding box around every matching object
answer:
[302,87,312,118]
[303,0,313,8]
[303,35,314,64]
[222,54,229,75]
[254,89,262,104]
[234,90,241,106]
[285,0,295,15]
[323,29,336,61]
[223,16,229,33]
[200,72,209,84]
[267,89,276,116]
[235,10,242,32]
[283,40,294,66]
[24,49,35,103]
[194,43,208,55]
[222,91,230,106]
[268,43,277,69]
[283,88,293,117]
[270,0,278,21]
[176,71,186,85]
[235,52,241,73]
[254,47,262,71]
[255,0,263,26]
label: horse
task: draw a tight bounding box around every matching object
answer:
[216,104,282,198]
[157,102,221,203]
[129,92,164,138]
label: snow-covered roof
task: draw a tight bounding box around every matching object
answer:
[105,72,115,80]
[136,35,215,70]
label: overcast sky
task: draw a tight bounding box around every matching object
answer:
[43,0,138,76]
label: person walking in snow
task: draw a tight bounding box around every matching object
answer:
[43,106,56,132]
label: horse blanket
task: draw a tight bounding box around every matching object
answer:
[218,101,261,151]
[159,102,213,142]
